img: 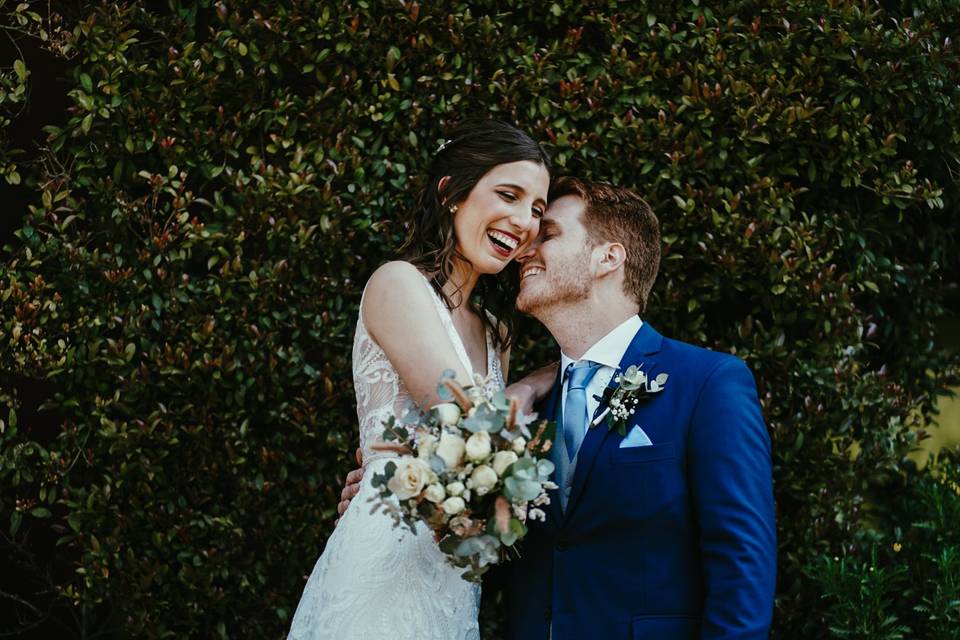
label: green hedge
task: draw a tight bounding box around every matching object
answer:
[1,0,959,637]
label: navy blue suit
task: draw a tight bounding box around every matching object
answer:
[504,321,776,639]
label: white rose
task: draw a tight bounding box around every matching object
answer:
[511,437,527,454]
[465,431,492,462]
[469,464,498,495]
[492,450,519,476]
[442,496,466,515]
[424,483,446,504]
[387,457,434,500]
[416,432,438,461]
[620,365,646,390]
[432,402,462,426]
[445,481,465,497]
[435,431,466,469]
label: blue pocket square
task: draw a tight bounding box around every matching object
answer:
[619,425,653,448]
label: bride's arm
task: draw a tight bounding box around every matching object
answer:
[335,262,476,521]
[363,261,474,405]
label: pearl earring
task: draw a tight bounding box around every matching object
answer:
[449,204,458,214]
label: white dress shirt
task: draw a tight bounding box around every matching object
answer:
[559,315,643,437]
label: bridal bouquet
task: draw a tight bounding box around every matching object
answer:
[369,370,557,582]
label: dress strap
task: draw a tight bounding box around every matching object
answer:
[416,272,478,378]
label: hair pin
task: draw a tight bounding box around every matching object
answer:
[436,139,453,154]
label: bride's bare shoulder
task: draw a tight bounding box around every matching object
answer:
[363,262,432,310]
[362,261,437,335]
[365,261,424,293]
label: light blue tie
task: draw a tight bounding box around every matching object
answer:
[563,361,602,461]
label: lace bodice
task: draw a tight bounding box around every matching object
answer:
[352,271,505,466]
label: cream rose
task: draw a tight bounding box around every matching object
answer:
[445,481,465,497]
[387,457,434,500]
[511,437,527,454]
[435,431,466,469]
[432,402,462,426]
[416,432,438,461]
[469,464,498,495]
[492,450,519,476]
[465,430,492,462]
[424,483,446,504]
[442,496,466,515]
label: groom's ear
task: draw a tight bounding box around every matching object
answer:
[594,242,627,278]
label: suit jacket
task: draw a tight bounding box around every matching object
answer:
[502,321,776,640]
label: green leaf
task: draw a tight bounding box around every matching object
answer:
[14,59,28,82]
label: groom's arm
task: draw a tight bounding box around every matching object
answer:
[688,357,776,639]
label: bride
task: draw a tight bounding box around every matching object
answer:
[288,120,556,639]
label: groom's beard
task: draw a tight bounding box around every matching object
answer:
[516,248,592,317]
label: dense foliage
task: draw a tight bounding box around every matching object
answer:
[1,0,958,637]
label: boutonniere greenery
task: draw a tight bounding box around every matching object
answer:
[590,364,668,436]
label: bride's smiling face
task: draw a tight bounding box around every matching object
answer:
[445,160,550,275]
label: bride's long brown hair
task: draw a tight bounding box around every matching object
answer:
[399,120,552,351]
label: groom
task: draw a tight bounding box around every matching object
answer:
[495,176,776,639]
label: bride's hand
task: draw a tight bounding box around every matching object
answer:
[504,361,559,417]
[335,448,364,525]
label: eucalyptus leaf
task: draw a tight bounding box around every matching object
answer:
[504,477,541,502]
[462,403,504,433]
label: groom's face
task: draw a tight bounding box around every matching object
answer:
[515,195,594,317]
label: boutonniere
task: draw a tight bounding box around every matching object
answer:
[590,365,668,436]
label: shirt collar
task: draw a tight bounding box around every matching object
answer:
[560,315,644,377]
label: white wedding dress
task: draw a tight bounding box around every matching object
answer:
[288,272,504,640]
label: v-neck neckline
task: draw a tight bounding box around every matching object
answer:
[420,271,489,379]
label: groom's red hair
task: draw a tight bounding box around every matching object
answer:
[548,177,661,313]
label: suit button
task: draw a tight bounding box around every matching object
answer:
[543,607,552,622]
[556,539,568,551]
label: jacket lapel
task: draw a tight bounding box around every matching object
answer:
[563,321,664,522]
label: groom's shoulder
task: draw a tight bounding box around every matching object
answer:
[658,333,752,380]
